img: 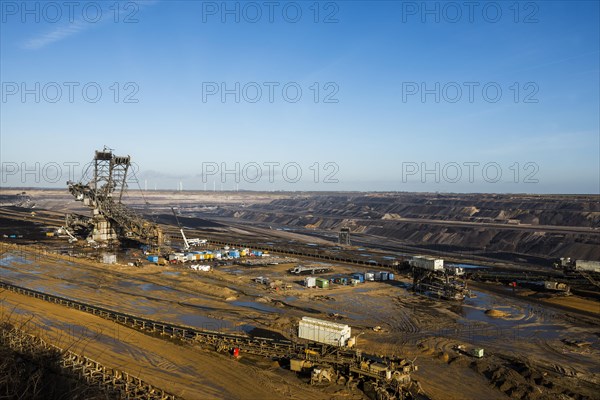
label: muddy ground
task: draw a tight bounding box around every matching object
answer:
[1,244,598,400]
[0,189,598,399]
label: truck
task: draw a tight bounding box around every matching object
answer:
[544,281,570,292]
[289,264,333,275]
[254,276,270,285]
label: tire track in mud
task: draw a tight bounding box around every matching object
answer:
[534,338,594,370]
[387,311,420,334]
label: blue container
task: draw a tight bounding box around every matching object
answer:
[380,272,389,281]
[147,255,158,262]
[388,273,395,281]
[351,273,364,283]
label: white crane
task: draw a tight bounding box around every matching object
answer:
[171,207,190,251]
[59,226,78,243]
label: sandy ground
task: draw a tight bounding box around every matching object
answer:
[544,295,600,314]
[0,289,347,400]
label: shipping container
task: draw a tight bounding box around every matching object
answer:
[169,252,187,262]
[388,273,395,281]
[101,254,117,264]
[315,278,329,288]
[365,272,375,281]
[190,264,211,271]
[147,255,159,263]
[351,273,365,283]
[471,348,484,358]
[304,277,316,288]
[380,272,389,281]
[298,316,351,346]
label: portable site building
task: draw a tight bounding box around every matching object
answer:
[315,278,329,288]
[298,316,351,346]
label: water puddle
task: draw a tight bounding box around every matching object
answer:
[450,263,490,269]
[452,290,600,348]
[231,300,282,313]
[0,254,33,266]
[117,280,176,293]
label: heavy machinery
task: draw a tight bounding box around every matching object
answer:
[411,256,471,300]
[289,264,333,275]
[66,147,164,248]
[171,207,205,250]
[171,206,190,250]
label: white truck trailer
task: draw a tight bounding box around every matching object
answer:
[289,265,333,275]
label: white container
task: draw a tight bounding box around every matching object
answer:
[304,277,317,288]
[575,260,600,273]
[190,264,211,271]
[101,253,116,264]
[298,317,351,347]
[410,256,444,271]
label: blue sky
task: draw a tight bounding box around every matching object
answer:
[1,0,598,193]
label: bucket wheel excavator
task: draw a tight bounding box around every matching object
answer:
[65,147,164,248]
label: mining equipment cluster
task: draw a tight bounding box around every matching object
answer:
[555,257,600,289]
[65,147,164,249]
[410,256,471,300]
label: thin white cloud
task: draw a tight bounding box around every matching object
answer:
[21,1,159,50]
[22,20,89,50]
